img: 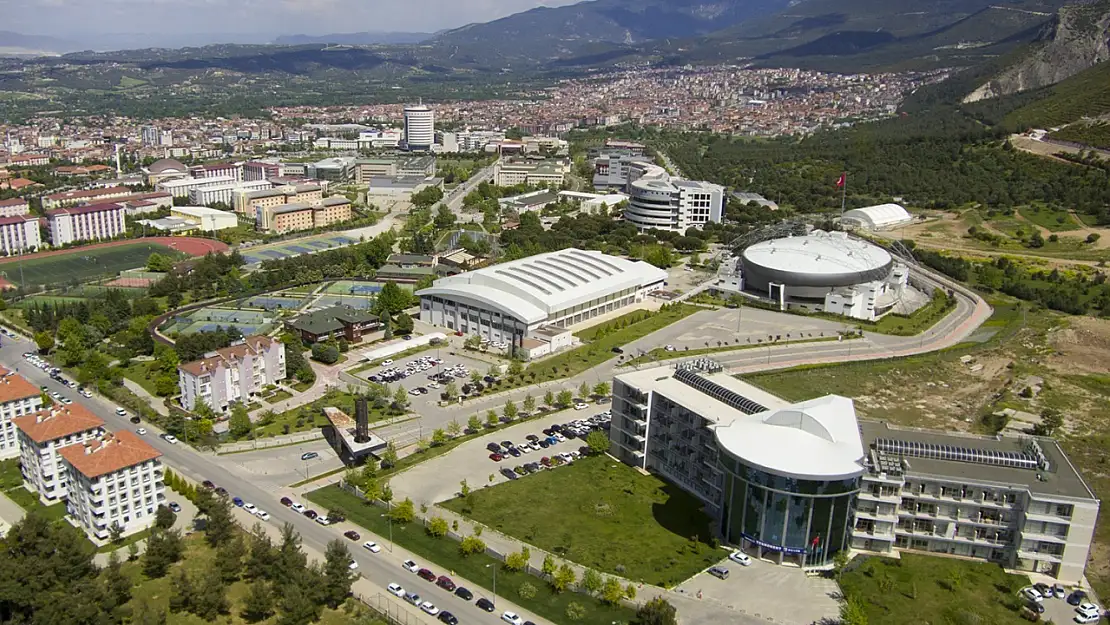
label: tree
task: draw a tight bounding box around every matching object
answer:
[108,521,124,544]
[33,331,54,353]
[523,394,536,414]
[143,528,184,578]
[585,430,611,455]
[839,594,869,625]
[446,418,462,436]
[1087,232,1101,244]
[581,568,603,595]
[131,597,168,625]
[541,554,556,578]
[508,360,524,378]
[434,204,457,229]
[593,381,610,398]
[322,539,356,608]
[832,550,851,580]
[147,252,174,272]
[375,282,412,317]
[311,343,340,364]
[240,580,275,623]
[190,567,230,620]
[552,564,577,592]
[485,409,498,427]
[389,498,415,523]
[229,403,252,439]
[444,382,459,401]
[277,576,323,625]
[245,523,278,580]
[505,549,529,572]
[636,597,678,625]
[168,569,194,613]
[215,535,247,583]
[566,602,586,621]
[427,517,449,538]
[503,400,518,421]
[459,535,486,556]
[102,551,132,611]
[381,441,399,467]
[467,414,482,431]
[275,523,308,587]
[1036,408,1064,436]
[625,583,637,600]
[393,385,410,411]
[204,493,236,547]
[544,390,555,407]
[459,479,471,498]
[517,581,537,600]
[395,312,414,334]
[578,381,591,399]
[431,428,448,446]
[154,504,176,530]
[556,389,574,407]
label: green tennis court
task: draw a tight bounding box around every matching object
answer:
[0,242,186,287]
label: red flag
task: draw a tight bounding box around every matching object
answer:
[811,535,821,547]
[835,173,846,188]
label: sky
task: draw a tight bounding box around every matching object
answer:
[6,0,582,42]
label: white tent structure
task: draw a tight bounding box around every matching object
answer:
[841,203,913,230]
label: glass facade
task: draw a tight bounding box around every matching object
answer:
[718,451,860,566]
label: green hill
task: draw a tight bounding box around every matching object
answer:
[1003,60,1110,128]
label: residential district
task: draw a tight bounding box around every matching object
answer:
[0,64,1102,625]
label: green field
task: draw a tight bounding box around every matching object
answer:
[0,242,185,287]
[840,554,1029,625]
[441,455,727,586]
[1017,205,1081,232]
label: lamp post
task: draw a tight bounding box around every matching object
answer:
[486,562,498,602]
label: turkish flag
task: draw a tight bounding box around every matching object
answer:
[811,535,821,547]
[835,173,846,188]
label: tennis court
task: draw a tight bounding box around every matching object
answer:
[0,242,186,287]
[314,294,376,310]
[162,305,277,337]
[181,321,265,335]
[240,234,359,264]
[324,280,391,295]
[243,295,308,310]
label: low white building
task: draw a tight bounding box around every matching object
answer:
[0,367,44,459]
[170,206,239,232]
[178,336,286,413]
[0,215,42,254]
[155,174,236,198]
[188,180,273,207]
[13,404,106,505]
[0,198,29,217]
[841,204,913,231]
[61,430,165,541]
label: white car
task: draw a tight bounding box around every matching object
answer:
[163,435,178,444]
[1075,614,1101,624]
[501,611,524,625]
[78,389,92,398]
[402,559,419,573]
[315,516,331,525]
[1021,587,1043,603]
[135,428,147,436]
[290,503,305,513]
[573,402,588,411]
[1076,602,1101,618]
[420,601,439,615]
[363,541,381,553]
[243,503,258,513]
[255,510,270,521]
[381,359,394,367]
[115,407,127,417]
[728,551,752,566]
[60,397,72,405]
[387,583,405,598]
[348,559,359,571]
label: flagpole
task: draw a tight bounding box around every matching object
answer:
[839,172,847,218]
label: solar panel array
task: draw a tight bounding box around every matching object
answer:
[875,438,1040,470]
[673,368,768,415]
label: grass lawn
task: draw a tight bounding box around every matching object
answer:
[869,289,955,336]
[3,484,68,522]
[98,527,151,553]
[267,390,293,403]
[441,455,727,587]
[117,533,384,625]
[0,242,187,287]
[840,554,1029,625]
[291,379,314,392]
[119,360,164,398]
[0,458,22,490]
[307,485,636,625]
[249,390,391,440]
[1017,205,1081,232]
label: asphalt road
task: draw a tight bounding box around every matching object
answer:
[0,337,548,625]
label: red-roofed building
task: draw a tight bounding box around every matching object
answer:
[61,430,165,541]
[42,185,133,210]
[13,403,106,504]
[0,198,29,218]
[0,178,42,192]
[53,164,114,177]
[178,335,286,413]
[7,154,49,167]
[46,202,127,246]
[0,215,42,254]
[0,367,45,459]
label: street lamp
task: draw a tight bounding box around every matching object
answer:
[486,562,498,602]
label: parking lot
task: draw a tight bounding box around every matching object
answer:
[357,350,503,411]
[675,553,840,625]
[392,407,607,506]
[1022,583,1103,624]
[222,438,343,490]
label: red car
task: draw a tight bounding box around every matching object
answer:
[436,575,456,591]
[417,568,436,582]
[489,453,503,462]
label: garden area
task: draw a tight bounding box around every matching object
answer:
[839,554,1029,625]
[307,485,638,625]
[440,455,727,587]
[241,389,395,440]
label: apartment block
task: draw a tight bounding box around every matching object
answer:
[46,202,127,246]
[243,161,284,181]
[255,196,351,233]
[610,360,1099,581]
[0,367,44,459]
[189,162,243,181]
[187,179,272,207]
[155,174,236,198]
[0,198,30,217]
[178,336,286,413]
[42,185,133,209]
[61,430,165,541]
[0,215,43,254]
[237,184,323,216]
[13,404,106,504]
[494,158,568,187]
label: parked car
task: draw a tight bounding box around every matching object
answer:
[728,551,752,566]
[315,516,331,526]
[502,611,524,625]
[162,434,178,444]
[291,503,305,513]
[476,598,495,612]
[232,497,244,507]
[243,503,258,514]
[507,447,521,457]
[420,601,440,616]
[438,611,458,625]
[300,452,319,461]
[167,502,182,513]
[387,584,405,598]
[1021,587,1043,603]
[405,593,421,606]
[1076,602,1101,619]
[1068,590,1088,606]
[454,587,473,601]
[344,530,360,541]
[255,510,270,521]
[279,497,292,506]
[1074,612,1101,624]
[1052,583,1066,599]
[1034,583,1053,598]
[500,468,517,480]
[135,428,147,436]
[436,576,456,591]
[417,568,436,582]
[402,560,419,573]
[708,566,729,580]
[304,509,318,519]
[489,453,503,462]
[486,443,501,453]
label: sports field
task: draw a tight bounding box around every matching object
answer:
[0,241,188,287]
[240,233,357,264]
[161,305,277,337]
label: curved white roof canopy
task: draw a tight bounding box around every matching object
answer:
[715,395,865,481]
[417,248,667,325]
[743,231,892,277]
[842,203,912,229]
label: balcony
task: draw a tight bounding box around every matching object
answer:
[858,489,901,504]
[1018,549,1062,564]
[852,526,896,541]
[856,507,897,521]
[1023,509,1072,523]
[1019,528,1068,543]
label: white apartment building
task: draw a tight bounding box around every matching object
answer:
[13,403,106,504]
[178,336,286,413]
[625,178,724,232]
[61,430,165,541]
[0,367,44,459]
[403,105,435,150]
[155,174,236,198]
[0,198,29,217]
[494,159,568,187]
[187,179,272,207]
[46,203,128,246]
[0,215,43,254]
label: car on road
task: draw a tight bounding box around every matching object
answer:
[243,503,257,514]
[728,551,752,566]
[420,601,440,615]
[135,428,147,436]
[202,480,214,489]
[78,389,92,398]
[300,452,319,461]
[1052,583,1066,599]
[405,593,421,606]
[348,559,359,571]
[280,497,292,506]
[708,566,729,580]
[402,560,419,573]
[476,598,495,612]
[436,576,456,591]
[162,434,178,444]
[50,391,62,400]
[363,541,381,553]
[130,416,141,424]
[315,516,331,526]
[232,497,244,507]
[115,407,128,417]
[437,612,458,625]
[381,359,394,366]
[611,346,624,353]
[454,587,473,601]
[501,611,523,625]
[60,397,72,405]
[344,530,360,541]
[291,503,306,513]
[417,568,436,582]
[168,502,182,513]
[1021,587,1043,603]
[255,510,270,521]
[387,583,405,598]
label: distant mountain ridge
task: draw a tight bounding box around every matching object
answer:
[274,32,434,46]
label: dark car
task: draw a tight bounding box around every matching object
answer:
[202,480,215,489]
[214,487,227,496]
[436,576,456,591]
[1033,583,1052,598]
[611,346,624,354]
[330,512,346,523]
[540,457,552,467]
[304,509,318,519]
[343,530,360,541]
[1026,601,1045,615]
[500,441,514,449]
[476,598,495,612]
[417,568,436,582]
[438,612,458,625]
[280,497,292,506]
[538,440,550,449]
[233,497,244,506]
[300,452,319,461]
[500,468,517,480]
[486,442,501,453]
[542,428,553,436]
[489,453,503,462]
[526,434,539,441]
[1068,590,1088,606]
[483,376,496,384]
[507,447,521,458]
[130,416,142,424]
[454,587,473,601]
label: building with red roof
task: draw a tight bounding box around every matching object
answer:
[13,403,106,504]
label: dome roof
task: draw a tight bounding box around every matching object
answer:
[148,158,187,174]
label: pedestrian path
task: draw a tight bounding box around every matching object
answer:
[121,378,169,416]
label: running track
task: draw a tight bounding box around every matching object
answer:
[0,237,229,266]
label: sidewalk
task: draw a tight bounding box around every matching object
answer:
[121,378,169,417]
[216,430,324,454]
